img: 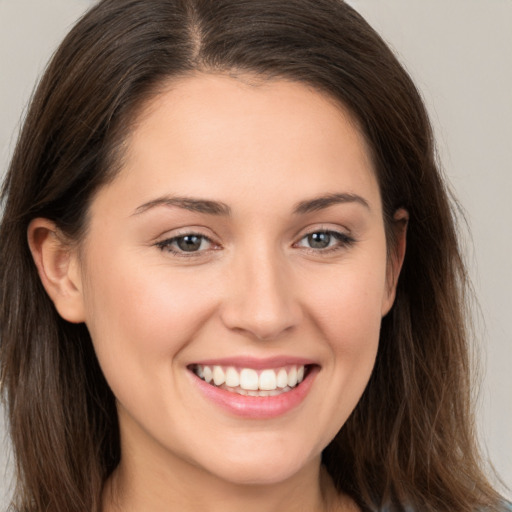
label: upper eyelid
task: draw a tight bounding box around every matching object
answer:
[157,226,349,240]
[153,224,354,249]
[294,229,354,246]
[298,228,351,239]
[155,228,355,256]
[154,226,215,243]
[155,234,219,258]
[158,232,215,245]
[154,226,218,242]
[293,223,353,240]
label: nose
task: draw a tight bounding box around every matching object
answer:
[219,247,302,341]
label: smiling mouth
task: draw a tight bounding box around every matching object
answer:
[189,364,311,397]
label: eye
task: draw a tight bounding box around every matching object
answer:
[156,233,215,254]
[295,230,354,252]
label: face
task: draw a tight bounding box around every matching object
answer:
[72,74,400,486]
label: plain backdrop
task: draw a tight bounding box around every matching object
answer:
[1,0,511,507]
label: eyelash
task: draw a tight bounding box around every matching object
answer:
[155,229,355,257]
[293,230,355,255]
[155,232,217,257]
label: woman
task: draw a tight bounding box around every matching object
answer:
[0,0,507,511]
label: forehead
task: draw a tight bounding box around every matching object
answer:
[95,73,380,217]
[132,73,371,163]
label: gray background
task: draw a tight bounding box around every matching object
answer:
[1,0,511,506]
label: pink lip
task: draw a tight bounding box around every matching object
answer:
[189,364,319,419]
[190,355,316,370]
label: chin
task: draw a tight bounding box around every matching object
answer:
[195,441,318,487]
[207,462,307,487]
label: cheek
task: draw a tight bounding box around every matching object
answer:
[81,252,219,389]
[304,259,387,346]
[319,280,382,381]
[300,258,386,416]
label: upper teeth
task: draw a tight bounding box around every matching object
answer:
[194,365,306,391]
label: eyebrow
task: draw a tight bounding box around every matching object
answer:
[133,192,370,217]
[133,196,232,216]
[293,193,370,215]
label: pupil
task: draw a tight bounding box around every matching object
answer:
[177,235,202,252]
[308,232,331,249]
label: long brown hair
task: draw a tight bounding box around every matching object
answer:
[0,1,505,511]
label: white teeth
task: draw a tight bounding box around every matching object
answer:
[240,368,259,390]
[225,367,240,387]
[287,366,298,387]
[213,366,225,386]
[203,366,213,383]
[259,369,277,390]
[276,368,288,388]
[193,364,308,394]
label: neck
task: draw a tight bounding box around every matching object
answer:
[102,409,358,512]
[103,452,351,512]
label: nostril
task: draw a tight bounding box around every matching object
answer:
[219,300,302,341]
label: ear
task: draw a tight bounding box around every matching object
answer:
[381,208,408,316]
[27,218,86,323]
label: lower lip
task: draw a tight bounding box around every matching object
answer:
[190,366,318,419]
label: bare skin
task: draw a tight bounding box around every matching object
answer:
[103,460,357,512]
[29,73,406,512]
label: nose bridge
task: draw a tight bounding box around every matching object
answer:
[220,241,301,340]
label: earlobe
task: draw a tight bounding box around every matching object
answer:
[27,218,86,323]
[382,208,409,316]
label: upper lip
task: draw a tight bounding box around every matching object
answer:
[188,356,317,370]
